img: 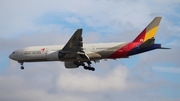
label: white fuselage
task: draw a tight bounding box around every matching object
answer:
[9,42,127,62]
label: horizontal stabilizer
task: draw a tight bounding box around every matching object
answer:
[159,47,171,49]
[138,38,155,49]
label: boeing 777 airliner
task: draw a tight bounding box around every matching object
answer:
[9,17,170,71]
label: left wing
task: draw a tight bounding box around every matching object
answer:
[60,29,90,61]
[62,29,83,52]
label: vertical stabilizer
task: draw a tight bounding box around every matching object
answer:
[133,17,162,43]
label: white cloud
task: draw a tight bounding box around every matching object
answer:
[135,47,180,68]
[65,17,80,24]
[56,65,128,92]
[0,61,130,101]
[1,0,180,38]
[153,66,180,73]
[1,60,179,101]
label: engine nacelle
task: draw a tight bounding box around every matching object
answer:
[58,51,66,59]
[64,62,78,69]
[46,50,67,61]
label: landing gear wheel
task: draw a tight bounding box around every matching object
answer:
[18,62,24,70]
[83,66,95,71]
[76,61,95,71]
[91,67,95,71]
[20,66,24,70]
[84,66,89,70]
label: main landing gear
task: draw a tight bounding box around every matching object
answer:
[19,62,24,70]
[84,61,95,71]
[74,61,95,71]
[84,66,95,71]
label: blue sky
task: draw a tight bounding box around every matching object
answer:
[0,0,180,101]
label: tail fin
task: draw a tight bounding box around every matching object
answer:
[133,17,162,43]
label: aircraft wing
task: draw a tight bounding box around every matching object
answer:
[62,29,83,52]
[61,29,90,61]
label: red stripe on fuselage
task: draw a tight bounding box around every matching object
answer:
[133,29,146,43]
[108,42,141,58]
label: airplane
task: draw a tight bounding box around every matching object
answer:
[9,17,170,71]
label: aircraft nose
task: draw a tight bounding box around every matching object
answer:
[9,54,13,59]
[9,52,16,60]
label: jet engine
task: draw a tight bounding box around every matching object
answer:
[46,50,66,60]
[58,51,66,59]
[46,51,59,61]
[64,62,78,68]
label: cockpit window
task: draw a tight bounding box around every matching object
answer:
[12,51,15,54]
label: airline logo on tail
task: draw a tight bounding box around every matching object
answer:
[133,17,162,43]
[109,17,168,59]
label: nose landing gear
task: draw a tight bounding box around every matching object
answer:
[20,66,24,70]
[18,62,24,70]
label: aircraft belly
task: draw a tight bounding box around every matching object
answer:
[60,58,88,62]
[87,51,113,59]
